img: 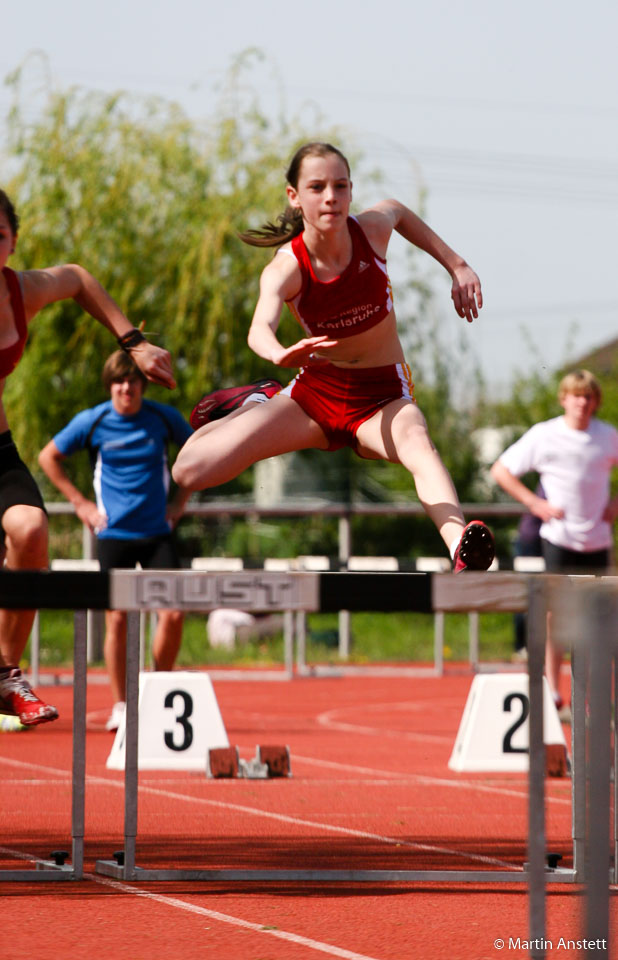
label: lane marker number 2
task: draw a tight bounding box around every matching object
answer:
[502,692,529,754]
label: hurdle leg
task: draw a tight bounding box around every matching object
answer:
[123,611,141,879]
[614,657,618,886]
[527,577,547,957]
[283,610,294,677]
[433,611,444,676]
[338,609,350,659]
[139,612,146,672]
[338,515,351,660]
[585,588,613,955]
[86,609,104,663]
[468,612,479,670]
[29,611,41,688]
[148,612,157,668]
[295,611,307,673]
[71,610,87,880]
[571,645,587,880]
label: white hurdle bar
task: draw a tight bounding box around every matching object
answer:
[191,554,497,676]
[30,552,505,680]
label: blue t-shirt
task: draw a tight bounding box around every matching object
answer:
[53,399,193,540]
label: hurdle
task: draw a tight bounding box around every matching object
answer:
[88,569,581,884]
[0,570,109,882]
[93,569,615,958]
[1,569,615,954]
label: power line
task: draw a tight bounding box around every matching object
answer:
[489,302,617,319]
[284,82,618,120]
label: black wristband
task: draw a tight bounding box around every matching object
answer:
[117,328,147,351]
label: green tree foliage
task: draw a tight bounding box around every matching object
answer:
[1,53,343,489]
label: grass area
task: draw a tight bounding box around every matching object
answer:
[24,609,520,670]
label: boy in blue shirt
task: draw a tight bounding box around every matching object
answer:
[39,351,193,730]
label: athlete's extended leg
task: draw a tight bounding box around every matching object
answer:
[356,400,494,569]
[356,401,465,543]
[0,504,59,725]
[173,395,328,491]
[180,404,258,454]
[0,505,48,666]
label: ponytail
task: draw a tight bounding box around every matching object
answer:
[238,206,304,248]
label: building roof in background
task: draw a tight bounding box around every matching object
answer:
[569,337,618,376]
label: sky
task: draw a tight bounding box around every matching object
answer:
[2,0,617,396]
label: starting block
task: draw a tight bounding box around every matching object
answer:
[206,745,291,780]
[207,746,240,778]
[257,744,292,777]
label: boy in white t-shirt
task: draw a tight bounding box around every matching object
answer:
[491,370,618,718]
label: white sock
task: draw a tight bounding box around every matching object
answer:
[449,537,460,560]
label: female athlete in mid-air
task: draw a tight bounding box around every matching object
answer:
[174,141,494,572]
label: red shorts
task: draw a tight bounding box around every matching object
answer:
[281,362,415,454]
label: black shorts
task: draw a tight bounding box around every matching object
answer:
[0,431,46,539]
[96,534,181,572]
[541,538,609,575]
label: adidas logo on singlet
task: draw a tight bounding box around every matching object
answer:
[358,260,370,273]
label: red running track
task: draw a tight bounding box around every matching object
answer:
[0,668,614,960]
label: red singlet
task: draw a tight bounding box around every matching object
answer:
[0,268,28,379]
[285,217,393,339]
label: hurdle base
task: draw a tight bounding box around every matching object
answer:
[0,862,77,882]
[94,860,579,884]
[296,664,442,679]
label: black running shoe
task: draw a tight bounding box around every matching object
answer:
[453,521,495,573]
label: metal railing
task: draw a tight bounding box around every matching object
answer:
[45,498,528,564]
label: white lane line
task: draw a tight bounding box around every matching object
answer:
[88,873,388,960]
[5,842,610,960]
[0,751,569,808]
[0,764,570,810]
[291,754,571,806]
[317,703,452,744]
[0,778,71,785]
[0,755,521,870]
[120,782,519,870]
[0,845,385,960]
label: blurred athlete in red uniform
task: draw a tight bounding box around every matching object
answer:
[0,189,175,726]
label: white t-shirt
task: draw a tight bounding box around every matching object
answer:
[498,416,618,551]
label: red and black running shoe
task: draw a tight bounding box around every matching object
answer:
[190,379,282,430]
[0,668,59,726]
[453,520,495,573]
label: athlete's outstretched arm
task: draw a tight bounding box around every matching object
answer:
[248,256,337,367]
[361,201,482,323]
[21,265,176,388]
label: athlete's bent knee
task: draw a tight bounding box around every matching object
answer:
[171,455,201,491]
[3,508,48,566]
